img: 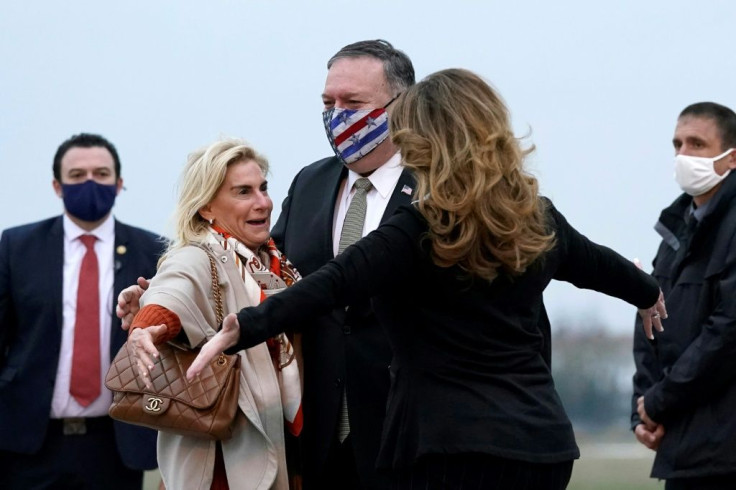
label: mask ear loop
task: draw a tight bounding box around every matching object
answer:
[383,93,402,109]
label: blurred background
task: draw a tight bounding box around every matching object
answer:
[5,1,734,487]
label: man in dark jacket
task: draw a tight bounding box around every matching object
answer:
[0,133,164,489]
[632,102,736,489]
[270,40,415,489]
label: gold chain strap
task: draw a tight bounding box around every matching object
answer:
[206,251,224,325]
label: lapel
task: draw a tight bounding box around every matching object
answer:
[111,220,131,352]
[319,159,348,263]
[48,217,65,341]
[380,169,415,223]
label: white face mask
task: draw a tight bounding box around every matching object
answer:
[674,148,734,196]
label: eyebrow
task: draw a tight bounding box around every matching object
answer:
[322,92,363,100]
[67,167,112,174]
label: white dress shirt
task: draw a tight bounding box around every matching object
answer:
[332,152,404,256]
[51,214,115,418]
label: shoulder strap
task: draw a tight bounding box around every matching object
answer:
[205,251,224,325]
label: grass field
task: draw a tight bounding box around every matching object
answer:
[567,442,663,490]
[143,440,665,489]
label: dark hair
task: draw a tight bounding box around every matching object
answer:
[53,133,121,181]
[679,102,736,150]
[327,39,415,95]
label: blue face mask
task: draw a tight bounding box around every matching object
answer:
[62,180,118,222]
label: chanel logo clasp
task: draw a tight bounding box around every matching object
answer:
[144,397,163,412]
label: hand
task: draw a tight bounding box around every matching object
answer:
[186,313,241,381]
[634,423,665,451]
[637,395,657,429]
[128,324,168,389]
[633,259,667,340]
[116,277,150,330]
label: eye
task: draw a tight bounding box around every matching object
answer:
[260,182,268,193]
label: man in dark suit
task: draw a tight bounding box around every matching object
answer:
[0,133,165,489]
[270,39,415,490]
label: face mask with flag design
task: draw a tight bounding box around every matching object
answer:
[322,95,399,165]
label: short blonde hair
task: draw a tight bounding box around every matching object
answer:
[390,69,554,281]
[162,138,268,262]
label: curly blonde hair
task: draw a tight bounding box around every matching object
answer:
[390,68,554,281]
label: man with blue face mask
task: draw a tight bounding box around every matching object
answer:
[0,133,166,489]
[272,40,416,490]
[632,102,736,489]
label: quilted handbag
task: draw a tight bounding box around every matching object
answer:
[105,250,240,440]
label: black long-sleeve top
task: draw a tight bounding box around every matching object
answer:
[230,200,659,468]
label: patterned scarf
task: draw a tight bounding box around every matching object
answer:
[207,226,303,436]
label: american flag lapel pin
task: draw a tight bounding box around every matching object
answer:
[401,185,412,195]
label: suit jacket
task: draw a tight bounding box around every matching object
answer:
[0,215,166,470]
[237,201,661,469]
[271,156,414,488]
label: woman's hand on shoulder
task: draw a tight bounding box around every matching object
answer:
[186,313,241,381]
[128,324,168,389]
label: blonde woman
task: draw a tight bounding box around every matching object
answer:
[125,140,300,490]
[189,70,665,490]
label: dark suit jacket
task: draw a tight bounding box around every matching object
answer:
[0,216,166,470]
[271,156,414,488]
[237,202,661,470]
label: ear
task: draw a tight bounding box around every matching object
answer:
[52,179,63,198]
[728,150,736,170]
[198,205,213,222]
[115,177,124,195]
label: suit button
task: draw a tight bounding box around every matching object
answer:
[342,325,351,335]
[335,378,342,387]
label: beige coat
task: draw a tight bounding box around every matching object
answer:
[141,243,288,490]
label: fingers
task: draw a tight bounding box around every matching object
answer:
[117,284,146,329]
[637,396,657,430]
[186,315,241,381]
[186,342,217,381]
[137,276,151,290]
[634,424,660,451]
[633,257,644,270]
[128,327,165,389]
[639,309,655,340]
[657,290,668,321]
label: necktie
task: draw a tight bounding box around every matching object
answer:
[337,177,372,443]
[338,177,373,254]
[70,234,101,407]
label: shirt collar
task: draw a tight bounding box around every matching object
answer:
[63,213,115,243]
[346,152,402,199]
[689,199,711,223]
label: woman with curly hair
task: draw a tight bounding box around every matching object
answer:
[188,69,665,490]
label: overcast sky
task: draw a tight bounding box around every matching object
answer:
[2,0,735,334]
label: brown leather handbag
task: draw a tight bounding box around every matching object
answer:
[105,250,240,440]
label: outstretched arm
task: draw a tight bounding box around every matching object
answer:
[550,204,664,337]
[187,205,424,377]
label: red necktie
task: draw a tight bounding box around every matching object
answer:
[70,234,101,406]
